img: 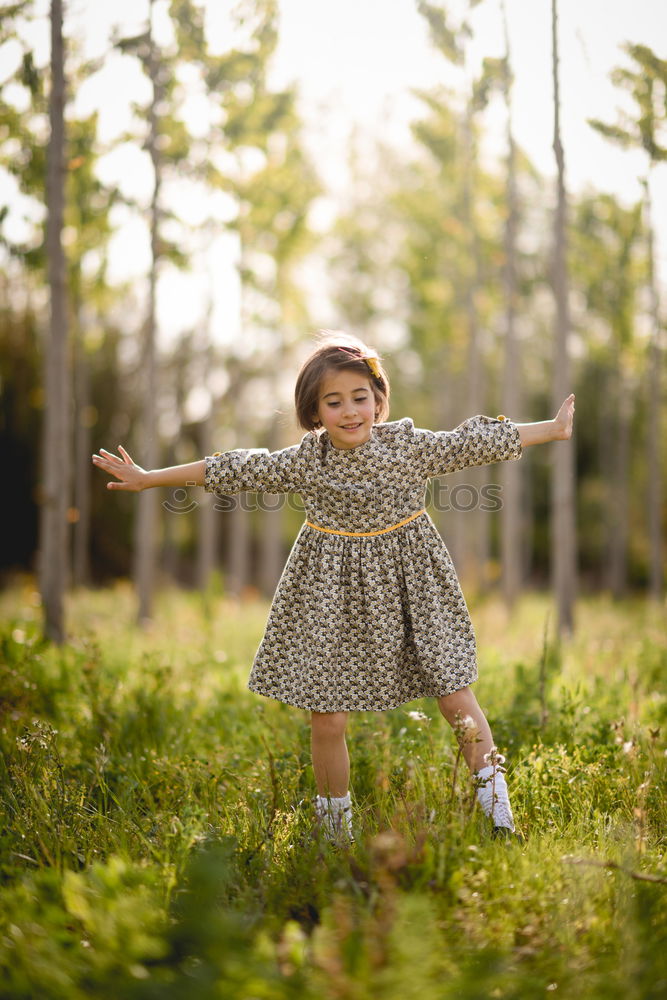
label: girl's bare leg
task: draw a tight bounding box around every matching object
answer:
[436,686,494,770]
[436,686,515,831]
[310,710,349,797]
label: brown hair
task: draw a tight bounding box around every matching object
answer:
[294,331,391,432]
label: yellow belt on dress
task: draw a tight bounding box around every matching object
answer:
[305,508,426,537]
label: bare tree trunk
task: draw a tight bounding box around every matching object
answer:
[225,356,251,599]
[162,349,187,584]
[499,0,523,609]
[550,0,577,637]
[195,329,219,590]
[609,366,631,598]
[259,415,284,597]
[134,0,160,626]
[599,363,615,589]
[642,176,664,600]
[72,310,91,587]
[40,0,70,643]
[227,496,251,598]
[435,358,462,570]
[196,402,219,590]
[461,93,488,594]
[521,446,535,585]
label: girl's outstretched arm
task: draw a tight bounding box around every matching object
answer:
[92,446,205,491]
[515,393,575,447]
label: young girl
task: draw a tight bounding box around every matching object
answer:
[92,331,575,844]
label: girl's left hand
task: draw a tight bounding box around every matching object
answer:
[553,393,575,440]
[92,445,148,491]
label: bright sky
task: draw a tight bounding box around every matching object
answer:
[274,0,667,195]
[2,0,666,357]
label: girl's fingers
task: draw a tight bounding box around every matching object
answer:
[99,448,123,464]
[94,458,128,482]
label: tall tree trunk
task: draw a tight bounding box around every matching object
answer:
[642,176,664,600]
[134,0,160,625]
[461,92,488,594]
[499,0,523,609]
[227,496,251,599]
[196,332,218,592]
[40,0,70,643]
[435,357,462,571]
[550,0,577,637]
[162,348,187,584]
[599,361,615,589]
[434,356,463,572]
[608,364,631,598]
[259,414,284,598]
[72,310,92,587]
[223,353,250,599]
[196,401,219,591]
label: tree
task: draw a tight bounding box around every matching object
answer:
[497,0,524,609]
[194,320,219,594]
[571,193,645,597]
[114,0,193,624]
[589,44,667,601]
[64,112,119,588]
[134,1,161,625]
[39,0,70,642]
[550,0,577,637]
[0,5,124,615]
[176,0,319,597]
[417,0,489,591]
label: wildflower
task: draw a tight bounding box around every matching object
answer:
[407,710,429,723]
[483,748,507,769]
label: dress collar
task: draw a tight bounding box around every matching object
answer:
[321,425,376,457]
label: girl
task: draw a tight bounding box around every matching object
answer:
[92,332,575,845]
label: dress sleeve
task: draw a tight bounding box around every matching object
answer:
[410,414,523,479]
[204,436,309,495]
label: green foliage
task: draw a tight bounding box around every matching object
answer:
[0,586,666,998]
[571,193,645,348]
[417,2,464,66]
[589,42,667,164]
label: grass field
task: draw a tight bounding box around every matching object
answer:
[1,579,666,999]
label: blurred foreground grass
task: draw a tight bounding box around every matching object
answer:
[1,579,666,999]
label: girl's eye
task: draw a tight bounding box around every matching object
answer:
[328,399,367,407]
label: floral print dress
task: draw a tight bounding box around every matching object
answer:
[204,415,523,713]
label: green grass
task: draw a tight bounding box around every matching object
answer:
[1,579,666,999]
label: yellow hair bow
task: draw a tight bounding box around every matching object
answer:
[364,356,381,380]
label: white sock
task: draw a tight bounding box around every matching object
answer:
[315,793,354,842]
[475,763,515,832]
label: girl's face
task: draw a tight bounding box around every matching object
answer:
[315,368,379,450]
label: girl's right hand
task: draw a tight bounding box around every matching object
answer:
[552,393,575,441]
[92,446,148,492]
